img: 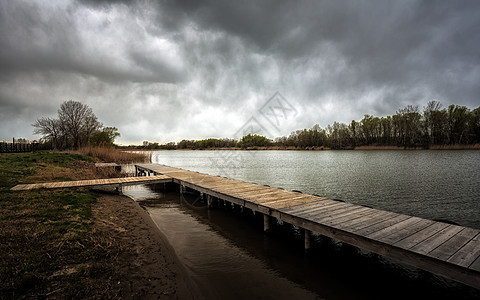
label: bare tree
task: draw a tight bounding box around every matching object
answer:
[33,100,102,149]
[32,117,61,149]
[57,100,101,148]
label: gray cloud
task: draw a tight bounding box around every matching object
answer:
[1,0,479,144]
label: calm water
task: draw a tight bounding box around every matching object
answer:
[150,150,480,229]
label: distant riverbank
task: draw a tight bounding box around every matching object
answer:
[126,144,480,151]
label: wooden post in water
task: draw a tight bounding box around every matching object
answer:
[207,195,212,208]
[179,182,183,194]
[116,184,123,195]
[263,215,270,233]
[304,229,311,251]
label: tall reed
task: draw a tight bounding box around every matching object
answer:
[77,146,151,163]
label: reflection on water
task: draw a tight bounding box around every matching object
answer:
[149,150,480,229]
[122,184,480,300]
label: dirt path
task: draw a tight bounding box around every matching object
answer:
[92,194,200,299]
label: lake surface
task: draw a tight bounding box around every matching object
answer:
[150,150,480,229]
[121,150,480,299]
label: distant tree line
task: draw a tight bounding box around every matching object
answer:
[33,100,120,149]
[129,101,479,150]
[276,101,480,149]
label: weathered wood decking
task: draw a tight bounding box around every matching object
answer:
[11,175,172,191]
[135,163,480,290]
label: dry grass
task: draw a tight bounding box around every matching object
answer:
[77,146,151,163]
[429,144,480,150]
[353,145,409,150]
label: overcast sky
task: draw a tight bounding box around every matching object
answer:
[1,0,479,144]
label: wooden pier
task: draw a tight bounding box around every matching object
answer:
[11,175,172,193]
[135,163,480,290]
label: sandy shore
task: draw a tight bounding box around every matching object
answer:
[92,193,200,299]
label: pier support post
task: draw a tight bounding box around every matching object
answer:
[179,182,183,194]
[116,184,123,195]
[263,215,270,233]
[304,229,311,251]
[207,195,212,208]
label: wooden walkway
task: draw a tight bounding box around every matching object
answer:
[11,175,172,192]
[135,163,480,290]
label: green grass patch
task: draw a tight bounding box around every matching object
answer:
[0,152,94,188]
[0,152,120,298]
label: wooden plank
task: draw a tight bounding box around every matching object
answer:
[470,256,480,272]
[250,191,305,204]
[339,210,399,232]
[215,189,275,201]
[80,180,94,186]
[447,233,480,268]
[222,183,276,192]
[238,191,290,202]
[261,194,317,206]
[11,184,27,190]
[281,198,341,214]
[267,196,323,210]
[209,182,264,193]
[410,225,465,255]
[394,222,450,250]
[203,182,244,191]
[285,200,344,216]
[354,214,411,236]
[376,219,435,245]
[227,187,280,198]
[367,217,424,241]
[62,182,72,188]
[428,228,480,261]
[327,207,378,227]
[310,206,371,224]
[304,203,359,220]
[27,184,39,190]
[279,197,331,213]
[284,201,342,217]
[294,202,350,218]
[71,180,85,187]
[19,184,33,190]
[187,174,221,181]
[50,182,63,188]
[191,178,232,187]
[323,206,373,226]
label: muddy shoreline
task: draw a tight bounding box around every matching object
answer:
[93,194,201,299]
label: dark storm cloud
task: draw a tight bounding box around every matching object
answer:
[0,0,184,83]
[1,0,479,143]
[161,1,480,104]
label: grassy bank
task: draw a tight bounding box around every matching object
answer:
[0,152,122,298]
